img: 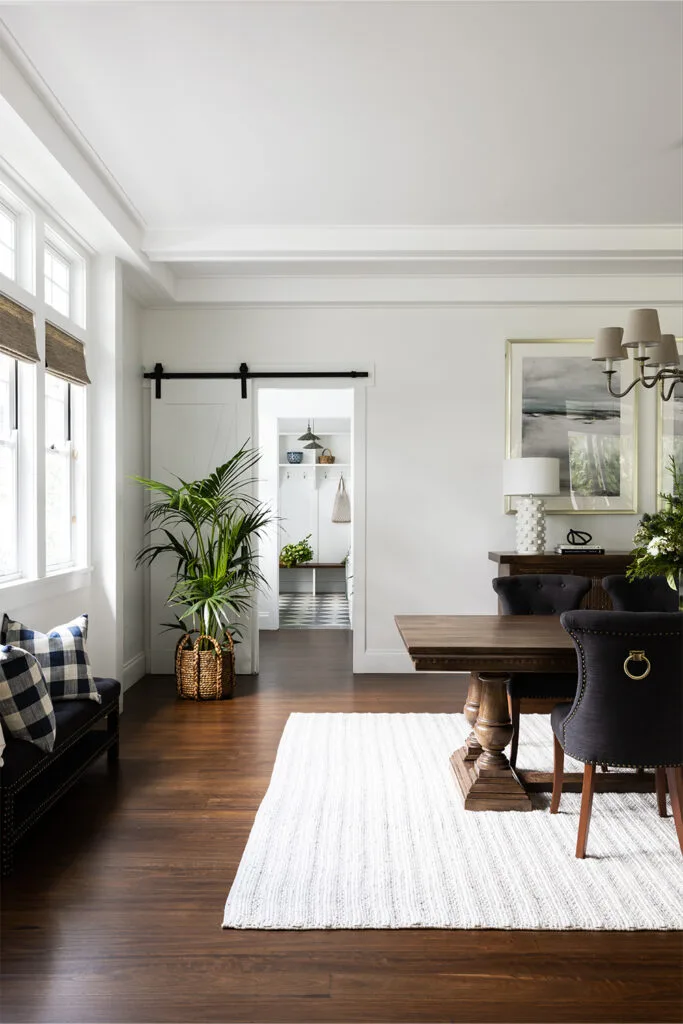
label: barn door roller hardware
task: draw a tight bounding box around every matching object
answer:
[144,362,369,399]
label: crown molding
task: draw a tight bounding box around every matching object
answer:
[168,273,683,308]
[144,224,683,263]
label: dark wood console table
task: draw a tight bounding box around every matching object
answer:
[489,550,633,610]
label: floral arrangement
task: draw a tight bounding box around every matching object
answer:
[280,534,314,567]
[627,457,683,598]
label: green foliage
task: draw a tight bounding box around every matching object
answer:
[627,456,683,593]
[134,444,275,647]
[280,534,314,567]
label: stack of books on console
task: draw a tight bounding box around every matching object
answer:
[554,545,606,555]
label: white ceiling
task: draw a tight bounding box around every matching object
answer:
[1,0,681,234]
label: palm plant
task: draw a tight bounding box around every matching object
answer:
[135,444,274,648]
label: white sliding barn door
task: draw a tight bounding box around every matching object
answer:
[148,379,257,675]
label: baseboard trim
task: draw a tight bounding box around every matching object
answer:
[123,652,147,692]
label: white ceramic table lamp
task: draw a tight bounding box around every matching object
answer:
[503,457,560,554]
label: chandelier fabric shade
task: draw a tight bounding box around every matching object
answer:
[622,308,662,350]
[649,334,680,368]
[592,327,626,362]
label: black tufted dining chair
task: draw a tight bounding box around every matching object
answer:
[491,574,592,769]
[602,574,679,612]
[553,609,683,858]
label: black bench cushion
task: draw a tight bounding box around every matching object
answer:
[0,678,119,786]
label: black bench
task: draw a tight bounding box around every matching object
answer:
[0,677,120,875]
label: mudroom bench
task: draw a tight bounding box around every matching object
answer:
[0,678,120,875]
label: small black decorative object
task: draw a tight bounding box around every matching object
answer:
[566,529,592,546]
[554,529,605,555]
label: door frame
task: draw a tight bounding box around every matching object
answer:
[252,372,370,672]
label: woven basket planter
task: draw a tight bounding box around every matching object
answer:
[319,448,335,464]
[175,632,236,701]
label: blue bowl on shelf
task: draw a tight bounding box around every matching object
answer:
[286,451,303,464]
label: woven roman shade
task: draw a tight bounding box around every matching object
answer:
[45,322,91,385]
[0,293,39,364]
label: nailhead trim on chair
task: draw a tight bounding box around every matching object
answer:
[570,628,680,638]
[562,750,683,769]
[561,626,683,769]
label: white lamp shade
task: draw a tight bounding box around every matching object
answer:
[648,334,680,368]
[622,308,661,349]
[592,327,626,361]
[503,457,560,496]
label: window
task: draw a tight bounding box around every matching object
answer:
[44,244,71,318]
[0,353,18,577]
[45,374,74,570]
[0,170,90,587]
[0,204,16,280]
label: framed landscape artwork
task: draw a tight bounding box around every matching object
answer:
[506,339,638,514]
[657,339,683,505]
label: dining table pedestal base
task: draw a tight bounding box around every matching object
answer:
[450,671,533,811]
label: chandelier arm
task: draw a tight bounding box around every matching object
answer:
[603,370,640,399]
[662,376,682,402]
[636,358,665,390]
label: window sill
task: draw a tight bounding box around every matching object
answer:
[0,566,93,608]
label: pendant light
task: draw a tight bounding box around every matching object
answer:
[298,420,320,442]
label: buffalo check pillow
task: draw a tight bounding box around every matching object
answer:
[1,614,100,703]
[0,646,57,751]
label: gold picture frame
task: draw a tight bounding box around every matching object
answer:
[505,339,638,515]
[656,338,683,507]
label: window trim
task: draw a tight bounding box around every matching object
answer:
[44,239,72,320]
[0,199,17,282]
[45,375,78,573]
[44,225,86,329]
[0,355,19,581]
[0,180,34,294]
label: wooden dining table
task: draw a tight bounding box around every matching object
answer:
[395,614,654,811]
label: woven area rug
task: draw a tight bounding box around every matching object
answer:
[222,713,683,930]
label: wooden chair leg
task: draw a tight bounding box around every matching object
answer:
[665,767,683,854]
[655,767,668,817]
[508,697,520,770]
[550,734,564,814]
[576,763,596,859]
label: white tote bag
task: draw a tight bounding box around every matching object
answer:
[332,475,351,523]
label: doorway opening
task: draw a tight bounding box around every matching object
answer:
[257,388,354,633]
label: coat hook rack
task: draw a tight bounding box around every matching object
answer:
[143,362,369,399]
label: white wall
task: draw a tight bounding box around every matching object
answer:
[141,300,683,672]
[121,289,148,689]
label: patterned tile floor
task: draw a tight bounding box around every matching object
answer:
[279,593,351,629]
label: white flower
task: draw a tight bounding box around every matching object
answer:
[647,536,671,557]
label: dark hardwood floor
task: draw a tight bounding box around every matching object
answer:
[2,630,681,1024]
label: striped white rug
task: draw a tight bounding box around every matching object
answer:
[222,713,683,930]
